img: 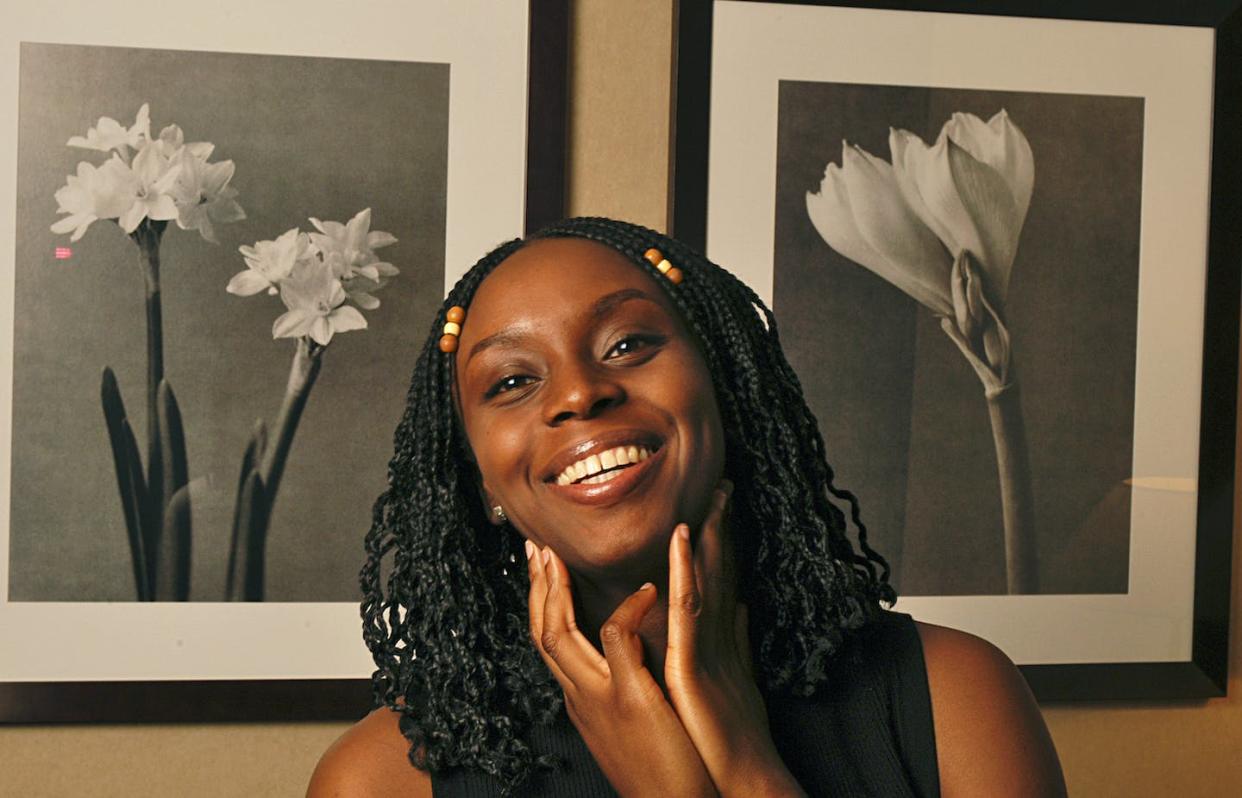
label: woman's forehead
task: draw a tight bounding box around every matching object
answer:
[463,238,671,336]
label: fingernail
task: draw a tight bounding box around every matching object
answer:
[524,540,534,560]
[677,524,690,541]
[639,582,654,591]
[541,547,551,566]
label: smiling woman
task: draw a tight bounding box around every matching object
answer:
[307,217,1066,797]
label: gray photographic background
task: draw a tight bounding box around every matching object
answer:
[775,81,1143,595]
[9,43,449,601]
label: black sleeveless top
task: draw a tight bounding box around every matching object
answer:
[431,611,939,797]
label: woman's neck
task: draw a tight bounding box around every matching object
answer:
[572,568,673,693]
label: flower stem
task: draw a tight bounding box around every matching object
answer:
[986,382,1038,593]
[135,223,164,486]
[259,337,323,519]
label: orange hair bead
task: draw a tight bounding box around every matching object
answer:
[642,246,683,285]
[440,305,466,353]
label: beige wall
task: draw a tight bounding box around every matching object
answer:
[3,2,1241,795]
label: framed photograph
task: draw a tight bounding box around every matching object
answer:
[1,0,568,721]
[673,0,1241,699]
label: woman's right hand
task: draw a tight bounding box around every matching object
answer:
[527,541,719,798]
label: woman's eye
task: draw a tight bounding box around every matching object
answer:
[484,374,535,399]
[605,335,660,359]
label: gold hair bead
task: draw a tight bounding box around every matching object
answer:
[439,306,466,353]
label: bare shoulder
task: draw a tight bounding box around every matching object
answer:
[914,621,1066,798]
[306,706,432,798]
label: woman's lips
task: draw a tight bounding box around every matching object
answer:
[544,444,665,506]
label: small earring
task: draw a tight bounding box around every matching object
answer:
[492,505,508,523]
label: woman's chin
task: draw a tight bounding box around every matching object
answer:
[566,527,671,581]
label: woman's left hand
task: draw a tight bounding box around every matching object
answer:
[665,481,808,798]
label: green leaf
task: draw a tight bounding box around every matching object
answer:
[151,484,193,601]
[101,367,150,601]
[237,470,269,602]
[226,421,267,601]
[156,380,189,497]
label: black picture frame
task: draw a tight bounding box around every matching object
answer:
[0,0,569,724]
[672,0,1240,700]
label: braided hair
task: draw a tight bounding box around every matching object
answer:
[360,217,895,792]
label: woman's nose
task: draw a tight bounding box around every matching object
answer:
[542,362,625,426]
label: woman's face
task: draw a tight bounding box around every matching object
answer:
[455,238,725,580]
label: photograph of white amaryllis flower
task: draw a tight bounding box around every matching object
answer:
[775,81,1142,596]
[807,109,1037,593]
[9,42,449,602]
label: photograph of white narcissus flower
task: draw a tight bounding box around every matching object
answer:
[9,42,450,602]
[776,81,1142,597]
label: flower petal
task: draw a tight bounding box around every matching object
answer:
[52,213,96,241]
[208,197,247,225]
[946,139,1022,299]
[806,162,888,276]
[227,270,273,296]
[118,201,147,233]
[841,144,952,313]
[146,194,180,221]
[349,291,381,310]
[367,230,398,249]
[807,149,953,315]
[201,160,235,194]
[196,216,218,243]
[309,316,334,346]
[330,304,368,333]
[273,309,314,339]
[945,110,1034,226]
[889,127,975,257]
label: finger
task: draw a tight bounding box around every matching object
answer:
[694,480,736,620]
[666,523,702,672]
[540,547,608,684]
[526,539,547,645]
[527,541,573,686]
[598,582,660,692]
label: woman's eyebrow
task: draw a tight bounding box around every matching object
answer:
[466,289,662,364]
[466,328,533,364]
[591,288,661,320]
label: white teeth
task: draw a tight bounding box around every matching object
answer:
[556,445,654,485]
[581,469,624,485]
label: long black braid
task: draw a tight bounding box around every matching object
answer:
[360,217,895,793]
